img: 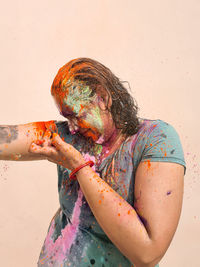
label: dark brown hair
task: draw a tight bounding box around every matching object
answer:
[51,57,141,136]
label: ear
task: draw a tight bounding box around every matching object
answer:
[96,85,112,110]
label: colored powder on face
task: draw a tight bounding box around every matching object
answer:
[78,111,103,139]
[85,106,103,130]
[64,81,94,114]
[53,75,106,143]
[51,60,102,115]
[61,84,104,142]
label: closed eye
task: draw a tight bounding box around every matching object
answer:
[77,112,86,119]
[63,113,76,120]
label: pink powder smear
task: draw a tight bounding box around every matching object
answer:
[82,153,96,171]
[40,189,83,264]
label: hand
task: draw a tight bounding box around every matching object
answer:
[28,131,86,170]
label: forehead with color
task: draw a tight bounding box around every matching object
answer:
[62,80,97,114]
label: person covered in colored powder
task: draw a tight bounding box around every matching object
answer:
[0,58,186,267]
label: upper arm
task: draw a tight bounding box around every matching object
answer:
[0,120,57,160]
[134,161,184,263]
[132,120,186,264]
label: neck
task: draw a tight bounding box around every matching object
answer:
[99,128,126,159]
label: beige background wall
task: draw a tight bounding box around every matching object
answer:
[0,0,199,266]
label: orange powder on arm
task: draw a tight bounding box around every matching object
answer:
[32,121,58,140]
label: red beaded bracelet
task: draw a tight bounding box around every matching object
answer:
[69,160,94,180]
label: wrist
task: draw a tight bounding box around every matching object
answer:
[71,158,86,170]
[76,165,93,180]
[70,160,94,180]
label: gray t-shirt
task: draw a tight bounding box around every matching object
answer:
[38,118,186,267]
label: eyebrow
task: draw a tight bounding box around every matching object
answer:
[59,105,75,116]
[60,110,75,117]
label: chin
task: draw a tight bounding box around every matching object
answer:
[69,129,78,135]
[95,135,105,144]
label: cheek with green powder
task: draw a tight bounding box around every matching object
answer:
[54,80,114,144]
[63,82,95,114]
[84,107,104,132]
[62,85,105,140]
[77,108,104,142]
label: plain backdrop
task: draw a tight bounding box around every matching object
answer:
[0,0,199,266]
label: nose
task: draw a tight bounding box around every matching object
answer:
[68,118,79,134]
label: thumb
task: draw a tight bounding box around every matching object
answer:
[51,133,65,150]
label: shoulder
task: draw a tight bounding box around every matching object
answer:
[55,120,70,132]
[54,120,74,144]
[134,118,181,144]
[137,118,175,133]
[129,118,186,175]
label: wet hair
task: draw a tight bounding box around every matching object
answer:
[51,57,141,136]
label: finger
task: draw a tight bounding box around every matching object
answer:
[51,133,66,151]
[42,130,52,146]
[44,120,57,133]
[35,139,45,146]
[52,133,83,160]
[29,142,58,158]
[46,157,62,165]
[34,130,52,147]
[29,142,41,153]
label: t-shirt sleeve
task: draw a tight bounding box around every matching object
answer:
[55,120,70,134]
[140,120,186,175]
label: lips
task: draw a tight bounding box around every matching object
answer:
[80,129,89,135]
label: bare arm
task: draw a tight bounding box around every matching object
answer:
[76,162,184,266]
[0,120,57,161]
[30,134,184,266]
